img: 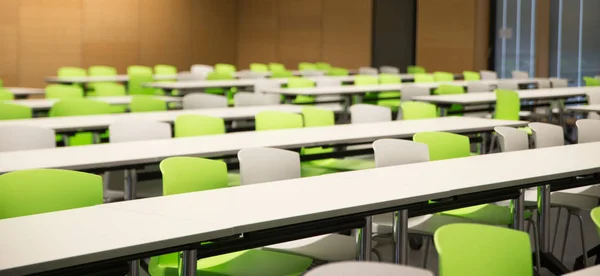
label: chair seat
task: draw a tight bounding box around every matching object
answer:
[308,158,376,171]
[300,163,337,177]
[372,213,474,237]
[265,234,357,261]
[305,261,434,276]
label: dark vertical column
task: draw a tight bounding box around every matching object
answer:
[371,0,416,71]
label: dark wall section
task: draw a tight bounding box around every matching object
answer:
[371,0,416,71]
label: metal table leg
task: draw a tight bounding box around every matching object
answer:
[342,95,352,123]
[181,250,198,276]
[538,185,551,251]
[358,216,372,261]
[124,169,137,201]
[512,189,525,231]
[128,260,139,276]
[394,209,409,264]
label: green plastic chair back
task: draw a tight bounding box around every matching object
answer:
[462,71,481,81]
[0,103,33,120]
[494,89,520,121]
[174,114,225,138]
[315,62,332,71]
[49,99,112,117]
[298,62,317,71]
[354,75,379,86]
[271,70,293,78]
[302,106,334,127]
[250,63,268,72]
[433,72,454,82]
[288,77,315,88]
[0,88,14,100]
[268,62,286,72]
[0,79,3,87]
[58,66,87,77]
[127,65,156,95]
[414,73,434,83]
[88,66,117,76]
[327,67,349,76]
[413,132,470,161]
[130,96,167,112]
[45,84,84,99]
[434,84,465,95]
[592,207,600,238]
[584,76,600,86]
[160,157,229,195]
[154,64,177,75]
[407,65,426,74]
[205,71,235,99]
[377,74,402,108]
[435,223,533,276]
[379,74,402,84]
[401,102,437,120]
[94,83,126,96]
[215,63,237,74]
[0,169,102,219]
[255,111,303,131]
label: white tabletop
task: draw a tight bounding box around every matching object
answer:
[4,87,45,96]
[4,96,182,111]
[0,104,343,132]
[564,265,600,275]
[0,117,526,173]
[412,87,597,105]
[565,104,600,113]
[4,141,600,275]
[143,76,357,90]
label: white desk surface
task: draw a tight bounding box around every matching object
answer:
[0,104,343,132]
[4,96,182,111]
[412,87,597,105]
[4,87,45,96]
[565,104,600,112]
[3,141,600,275]
[0,117,526,173]
[143,76,357,90]
[564,265,600,275]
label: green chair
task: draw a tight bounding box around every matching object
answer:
[93,83,127,113]
[0,103,32,120]
[148,157,312,276]
[327,67,349,76]
[494,89,520,121]
[377,74,402,110]
[250,63,269,72]
[154,64,177,76]
[315,62,332,71]
[414,132,515,225]
[215,63,237,75]
[288,77,316,104]
[206,71,236,105]
[269,62,286,72]
[434,85,465,116]
[0,88,14,100]
[584,76,600,86]
[127,65,156,95]
[413,73,434,83]
[354,75,379,104]
[89,65,117,77]
[129,96,167,112]
[401,101,437,120]
[174,114,226,138]
[433,72,454,82]
[298,62,317,71]
[462,71,481,81]
[271,70,293,78]
[58,66,87,78]
[407,65,426,74]
[592,207,600,238]
[435,224,533,276]
[45,84,84,99]
[50,99,112,118]
[0,169,103,219]
[0,79,3,87]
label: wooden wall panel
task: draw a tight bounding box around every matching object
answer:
[277,0,323,69]
[322,0,372,69]
[192,0,237,66]
[474,0,490,70]
[82,0,139,73]
[0,0,19,86]
[18,0,83,87]
[236,0,279,68]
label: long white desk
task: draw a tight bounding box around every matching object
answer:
[2,140,599,275]
[0,105,343,133]
[4,96,182,112]
[565,104,600,113]
[564,265,600,275]
[4,87,45,99]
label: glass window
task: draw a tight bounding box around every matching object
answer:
[495,0,537,78]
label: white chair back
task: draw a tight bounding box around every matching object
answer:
[372,139,429,168]
[190,64,214,75]
[0,125,56,152]
[400,86,430,101]
[494,127,529,152]
[379,66,400,74]
[576,119,600,143]
[480,70,498,80]
[587,91,600,120]
[254,80,281,94]
[467,82,492,93]
[512,70,529,79]
[176,72,205,81]
[304,262,434,276]
[497,80,519,90]
[234,92,280,107]
[536,79,551,89]
[550,78,568,88]
[529,122,564,148]
[358,67,378,75]
[238,147,301,185]
[182,93,228,109]
[314,77,342,103]
[109,120,171,143]
[350,104,392,124]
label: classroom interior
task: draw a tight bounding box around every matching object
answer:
[1,0,600,275]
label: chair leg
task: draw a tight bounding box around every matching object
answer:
[552,207,563,253]
[421,236,431,269]
[488,134,497,154]
[561,213,572,262]
[528,218,542,272]
[575,214,588,267]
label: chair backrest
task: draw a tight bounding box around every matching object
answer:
[154,64,177,75]
[109,120,171,142]
[587,91,600,120]
[215,63,236,74]
[304,262,434,276]
[592,207,600,239]
[0,126,56,152]
[176,72,205,81]
[88,66,117,76]
[479,70,498,80]
[271,70,293,78]
[494,126,529,152]
[268,62,286,72]
[49,99,112,117]
[298,62,317,71]
[550,78,568,88]
[434,84,464,95]
[350,104,392,124]
[413,132,470,161]
[174,114,225,138]
[315,62,332,71]
[354,75,379,86]
[512,70,529,79]
[130,96,167,112]
[413,73,434,83]
[58,66,87,77]
[288,77,315,88]
[315,77,341,87]
[190,64,214,75]
[494,89,520,121]
[326,67,349,76]
[0,103,32,120]
[302,106,335,127]
[0,169,102,219]
[93,83,126,96]
[250,63,269,72]
[467,82,491,93]
[497,80,519,90]
[234,92,280,107]
[401,101,437,120]
[379,74,401,84]
[379,66,400,74]
[238,148,301,185]
[254,79,282,94]
[529,122,564,148]
[182,93,227,109]
[358,67,378,75]
[462,71,481,81]
[536,79,551,89]
[255,111,303,131]
[206,71,234,82]
[0,88,14,100]
[576,119,600,143]
[400,86,430,101]
[373,139,430,168]
[160,157,228,195]
[127,65,155,95]
[45,84,84,99]
[433,72,454,82]
[584,76,600,86]
[407,65,426,74]
[240,70,268,80]
[435,223,533,276]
